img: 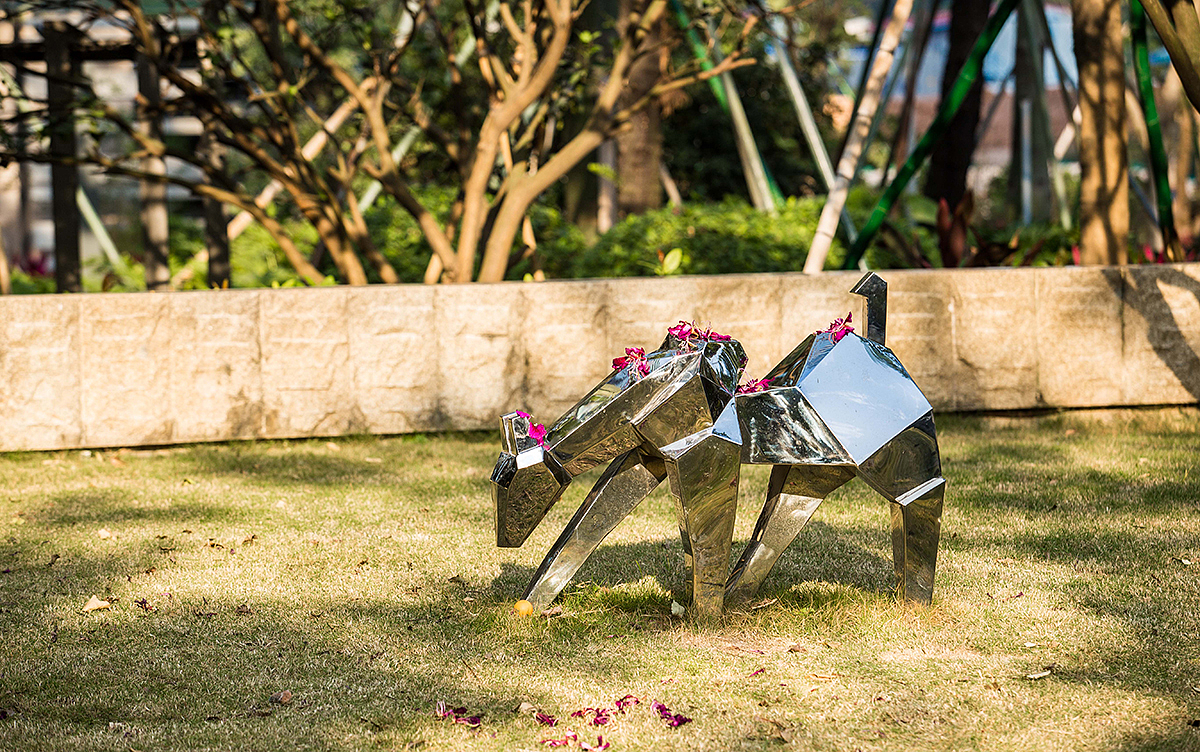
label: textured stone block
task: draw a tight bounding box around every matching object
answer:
[433,283,524,430]
[259,287,356,437]
[689,274,784,380]
[1035,267,1125,408]
[0,295,81,450]
[778,271,861,354]
[79,293,173,446]
[880,270,959,409]
[947,269,1039,410]
[521,280,612,421]
[1120,265,1200,405]
[170,290,264,442]
[348,285,438,434]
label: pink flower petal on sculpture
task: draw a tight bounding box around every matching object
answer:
[612,356,628,370]
[819,311,855,343]
[529,423,548,447]
[736,378,770,394]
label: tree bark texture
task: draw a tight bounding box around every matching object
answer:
[615,0,663,215]
[45,22,81,293]
[924,0,988,214]
[137,54,171,291]
[1072,0,1129,265]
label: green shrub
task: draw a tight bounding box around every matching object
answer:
[546,196,844,278]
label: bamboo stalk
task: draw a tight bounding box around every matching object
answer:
[803,0,916,273]
[1131,0,1184,260]
[839,0,1021,270]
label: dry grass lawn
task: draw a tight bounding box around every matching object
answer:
[0,409,1198,751]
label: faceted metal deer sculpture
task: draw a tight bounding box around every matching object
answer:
[490,273,945,618]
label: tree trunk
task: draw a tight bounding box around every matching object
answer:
[924,0,988,213]
[45,22,81,293]
[138,54,171,291]
[615,0,663,215]
[1072,0,1129,265]
[1163,67,1196,244]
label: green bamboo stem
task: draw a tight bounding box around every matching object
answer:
[841,0,1021,270]
[1131,0,1183,259]
[668,0,782,209]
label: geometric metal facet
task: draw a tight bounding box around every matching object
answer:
[522,448,666,609]
[736,387,851,465]
[797,334,932,463]
[858,411,941,500]
[492,445,571,548]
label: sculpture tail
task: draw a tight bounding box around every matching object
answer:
[850,272,887,345]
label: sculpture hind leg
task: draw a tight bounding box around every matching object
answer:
[857,412,945,606]
[521,448,666,610]
[725,463,855,607]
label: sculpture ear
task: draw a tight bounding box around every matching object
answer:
[501,411,537,453]
[500,413,520,454]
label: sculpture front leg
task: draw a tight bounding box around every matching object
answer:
[661,410,742,620]
[522,449,666,610]
[725,463,855,607]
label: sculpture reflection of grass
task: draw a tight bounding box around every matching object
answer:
[492,273,947,619]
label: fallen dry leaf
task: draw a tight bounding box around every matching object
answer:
[326,442,340,451]
[269,690,293,705]
[98,528,112,540]
[83,595,111,613]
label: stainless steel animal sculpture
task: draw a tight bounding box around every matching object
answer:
[490,273,945,618]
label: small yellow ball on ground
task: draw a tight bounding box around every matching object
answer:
[513,600,534,616]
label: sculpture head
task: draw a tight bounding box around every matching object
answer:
[491,411,571,547]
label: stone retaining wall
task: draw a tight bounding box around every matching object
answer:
[1,264,1197,451]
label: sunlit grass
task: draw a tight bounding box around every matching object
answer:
[0,411,1198,751]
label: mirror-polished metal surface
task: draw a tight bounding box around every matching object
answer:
[491,273,947,616]
[661,400,742,619]
[850,271,888,345]
[492,413,572,548]
[796,334,932,464]
[726,463,855,605]
[522,448,666,609]
[891,477,945,606]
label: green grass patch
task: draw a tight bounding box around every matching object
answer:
[1,412,1199,751]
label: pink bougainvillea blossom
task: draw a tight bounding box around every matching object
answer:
[614,695,639,713]
[612,347,650,378]
[668,320,732,351]
[820,311,855,343]
[581,736,611,751]
[736,378,771,394]
[515,411,548,448]
[652,701,692,728]
[535,712,558,727]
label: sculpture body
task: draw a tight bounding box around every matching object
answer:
[491,273,945,617]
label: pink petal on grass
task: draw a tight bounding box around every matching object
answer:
[542,729,578,747]
[581,735,611,751]
[535,712,557,726]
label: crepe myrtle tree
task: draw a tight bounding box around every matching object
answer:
[19,0,752,284]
